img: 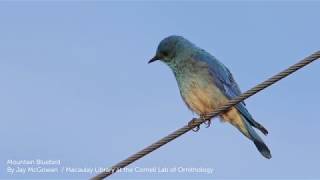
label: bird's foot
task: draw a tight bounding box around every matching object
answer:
[200,114,212,128]
[188,114,212,132]
[188,118,200,132]
[203,119,212,128]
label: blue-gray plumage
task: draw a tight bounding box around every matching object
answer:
[148,35,271,159]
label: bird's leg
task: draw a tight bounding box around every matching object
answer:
[201,114,212,128]
[188,118,200,132]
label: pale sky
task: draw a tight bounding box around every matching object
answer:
[1,1,319,179]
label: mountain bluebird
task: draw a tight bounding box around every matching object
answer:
[148,35,271,159]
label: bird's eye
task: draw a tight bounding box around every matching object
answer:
[162,51,169,57]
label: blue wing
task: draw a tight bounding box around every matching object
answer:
[193,50,268,135]
[193,50,243,100]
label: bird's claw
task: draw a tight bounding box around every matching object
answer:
[188,115,212,132]
[192,125,200,132]
[188,118,200,132]
[200,114,212,128]
[203,119,212,128]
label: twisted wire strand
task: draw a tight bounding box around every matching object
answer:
[91,51,320,180]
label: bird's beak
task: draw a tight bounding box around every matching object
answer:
[148,55,160,64]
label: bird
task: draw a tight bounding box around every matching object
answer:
[148,35,271,159]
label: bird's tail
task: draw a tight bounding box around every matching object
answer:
[222,107,271,159]
[239,115,272,159]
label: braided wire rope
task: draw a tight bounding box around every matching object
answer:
[91,51,320,180]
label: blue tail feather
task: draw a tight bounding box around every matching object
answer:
[241,115,272,159]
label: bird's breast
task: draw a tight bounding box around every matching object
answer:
[179,76,228,115]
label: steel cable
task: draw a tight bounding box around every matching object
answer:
[91,50,320,180]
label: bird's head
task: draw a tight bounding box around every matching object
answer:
[148,35,193,65]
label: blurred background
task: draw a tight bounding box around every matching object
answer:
[0,1,319,179]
